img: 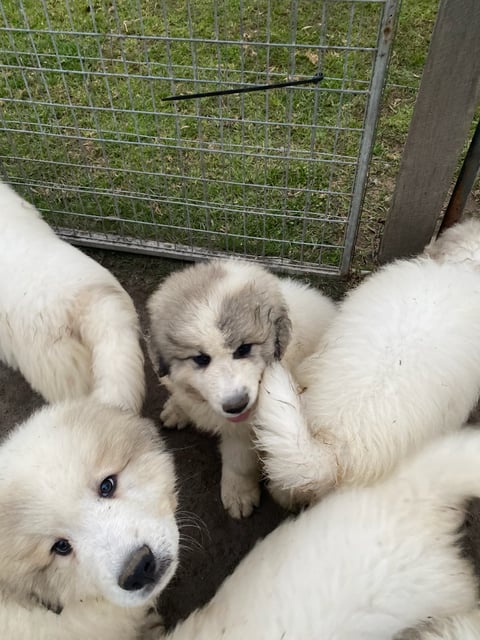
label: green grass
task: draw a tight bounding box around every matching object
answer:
[1,0,441,272]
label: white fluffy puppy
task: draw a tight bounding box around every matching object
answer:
[0,181,144,413]
[0,401,178,640]
[163,429,480,640]
[255,219,480,505]
[147,259,336,517]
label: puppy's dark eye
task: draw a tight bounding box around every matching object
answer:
[192,353,211,367]
[234,343,252,359]
[51,539,72,556]
[99,475,117,498]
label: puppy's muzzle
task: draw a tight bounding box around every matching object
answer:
[118,544,171,592]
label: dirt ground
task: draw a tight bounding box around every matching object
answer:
[1,249,480,631]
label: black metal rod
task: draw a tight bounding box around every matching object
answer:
[438,118,480,236]
[162,73,324,102]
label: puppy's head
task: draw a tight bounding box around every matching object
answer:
[0,402,178,612]
[147,260,292,423]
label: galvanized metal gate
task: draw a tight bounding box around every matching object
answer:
[1,0,400,275]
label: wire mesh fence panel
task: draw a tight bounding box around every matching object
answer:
[0,0,400,275]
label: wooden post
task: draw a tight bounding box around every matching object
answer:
[378,0,480,263]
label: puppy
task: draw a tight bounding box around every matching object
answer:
[0,181,145,413]
[163,429,480,639]
[147,259,336,517]
[0,401,178,640]
[254,219,480,505]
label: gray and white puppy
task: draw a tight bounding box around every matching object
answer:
[147,259,336,518]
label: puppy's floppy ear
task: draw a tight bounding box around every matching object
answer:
[274,308,292,360]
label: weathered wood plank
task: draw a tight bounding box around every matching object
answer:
[378,0,480,263]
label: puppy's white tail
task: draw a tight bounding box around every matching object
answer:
[254,362,337,503]
[77,284,145,413]
[256,366,480,507]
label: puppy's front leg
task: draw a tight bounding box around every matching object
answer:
[220,429,260,519]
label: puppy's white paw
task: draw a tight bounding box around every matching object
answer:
[160,397,190,429]
[221,474,260,519]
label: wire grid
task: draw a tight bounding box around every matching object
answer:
[0,0,399,275]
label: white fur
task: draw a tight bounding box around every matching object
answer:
[0,401,178,640]
[404,610,480,639]
[148,259,337,517]
[424,218,480,265]
[255,219,480,504]
[165,429,480,640]
[0,181,145,413]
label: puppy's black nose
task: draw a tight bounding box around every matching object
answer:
[222,392,249,415]
[118,545,156,591]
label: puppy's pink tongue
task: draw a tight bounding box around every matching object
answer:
[227,408,252,423]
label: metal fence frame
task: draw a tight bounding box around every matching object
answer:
[1,0,400,275]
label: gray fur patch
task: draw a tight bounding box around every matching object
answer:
[274,312,292,359]
[218,282,291,362]
[218,283,273,347]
